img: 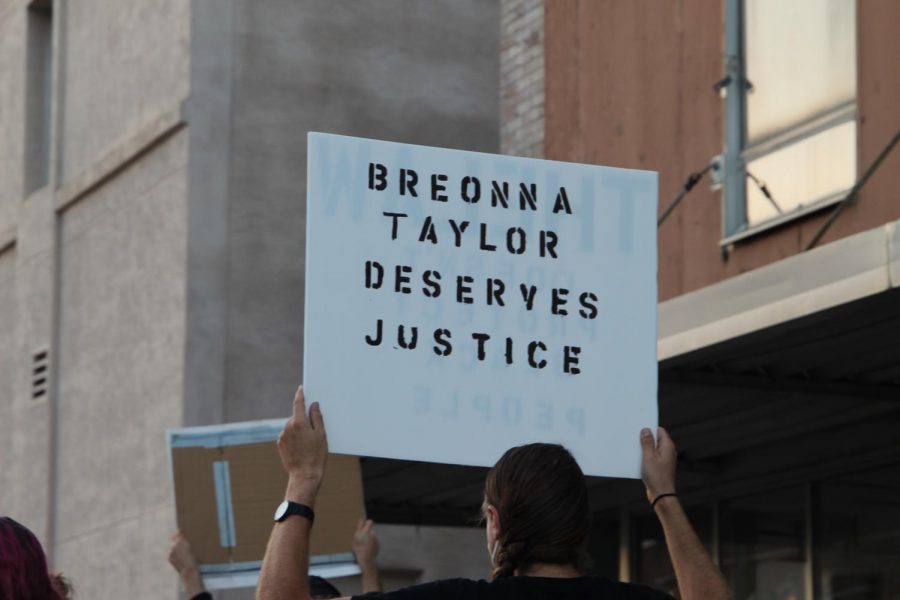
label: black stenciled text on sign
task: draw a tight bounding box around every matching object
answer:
[362,162,598,375]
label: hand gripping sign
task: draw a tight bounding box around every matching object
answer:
[304,133,657,478]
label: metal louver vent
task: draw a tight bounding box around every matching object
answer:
[32,349,49,399]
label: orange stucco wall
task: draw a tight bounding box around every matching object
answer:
[544,0,900,301]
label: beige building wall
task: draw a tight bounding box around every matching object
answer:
[0,0,27,518]
[1,0,501,598]
[60,0,189,181]
[0,1,191,598]
[0,3,26,232]
[1,0,56,536]
[0,249,16,507]
[52,131,189,599]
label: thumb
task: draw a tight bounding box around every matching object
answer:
[640,428,655,453]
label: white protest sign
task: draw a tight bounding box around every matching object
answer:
[304,133,657,478]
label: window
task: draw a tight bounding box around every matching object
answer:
[586,511,621,579]
[24,0,53,195]
[723,0,857,237]
[634,505,714,596]
[815,466,900,600]
[719,487,807,600]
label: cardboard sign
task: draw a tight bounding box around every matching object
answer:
[304,133,657,478]
[167,420,365,589]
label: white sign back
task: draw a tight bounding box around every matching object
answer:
[304,133,657,478]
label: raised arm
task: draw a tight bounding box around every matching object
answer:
[257,386,330,600]
[352,518,383,593]
[640,427,730,600]
[168,532,208,600]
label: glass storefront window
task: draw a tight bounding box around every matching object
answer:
[587,511,620,579]
[720,487,807,600]
[634,505,714,597]
[622,463,900,599]
[815,465,900,600]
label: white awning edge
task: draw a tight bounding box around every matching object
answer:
[658,219,900,361]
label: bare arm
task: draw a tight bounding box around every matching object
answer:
[352,518,383,593]
[640,427,730,600]
[168,532,207,599]
[257,386,333,600]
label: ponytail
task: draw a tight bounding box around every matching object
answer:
[491,541,526,579]
[484,444,589,579]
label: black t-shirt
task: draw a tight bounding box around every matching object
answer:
[353,576,675,600]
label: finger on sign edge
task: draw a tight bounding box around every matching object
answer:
[310,401,324,431]
[639,427,654,451]
[292,385,306,422]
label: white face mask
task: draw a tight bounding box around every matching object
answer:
[489,539,501,566]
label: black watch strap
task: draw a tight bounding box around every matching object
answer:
[275,500,315,524]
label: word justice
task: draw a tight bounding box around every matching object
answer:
[364,319,583,375]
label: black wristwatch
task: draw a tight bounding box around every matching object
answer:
[274,500,315,524]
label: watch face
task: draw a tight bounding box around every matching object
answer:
[274,500,289,521]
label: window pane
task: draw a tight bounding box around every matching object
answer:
[634,505,713,597]
[587,511,620,579]
[745,0,856,142]
[720,487,807,600]
[25,1,54,195]
[746,119,856,226]
[815,464,900,600]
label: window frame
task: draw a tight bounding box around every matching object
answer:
[24,0,55,197]
[721,0,857,245]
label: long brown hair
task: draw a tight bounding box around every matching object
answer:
[484,443,590,578]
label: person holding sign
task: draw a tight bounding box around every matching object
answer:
[352,519,383,594]
[256,387,730,600]
[168,520,383,599]
[168,531,345,599]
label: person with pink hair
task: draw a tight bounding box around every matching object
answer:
[0,516,65,600]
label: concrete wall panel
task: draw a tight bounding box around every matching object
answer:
[182,0,233,428]
[0,7,25,229]
[62,0,189,180]
[5,248,55,541]
[222,0,500,421]
[5,184,57,537]
[53,131,188,595]
[0,249,16,512]
[52,505,176,600]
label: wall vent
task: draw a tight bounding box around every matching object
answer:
[32,349,49,399]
